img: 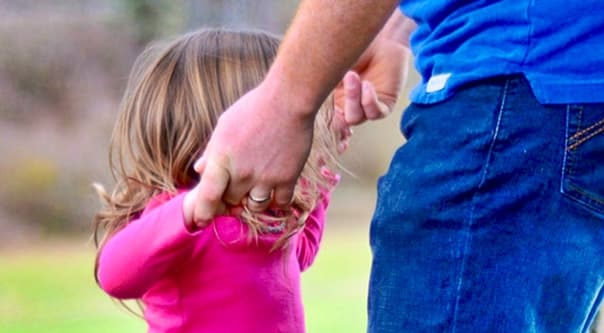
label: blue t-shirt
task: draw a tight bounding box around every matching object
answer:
[400,0,604,104]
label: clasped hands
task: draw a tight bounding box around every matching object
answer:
[183,37,408,229]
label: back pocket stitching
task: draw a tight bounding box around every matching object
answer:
[562,105,604,215]
[569,117,604,140]
[567,124,604,151]
[565,183,604,206]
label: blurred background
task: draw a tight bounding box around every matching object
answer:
[0,1,413,332]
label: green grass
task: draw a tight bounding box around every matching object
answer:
[303,228,372,333]
[0,242,145,333]
[0,227,371,333]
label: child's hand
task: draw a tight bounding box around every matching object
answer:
[333,107,353,154]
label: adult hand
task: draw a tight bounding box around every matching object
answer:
[191,82,316,224]
[189,7,412,224]
[334,12,412,126]
[335,44,408,126]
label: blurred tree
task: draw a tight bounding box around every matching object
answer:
[186,0,297,33]
[120,0,185,45]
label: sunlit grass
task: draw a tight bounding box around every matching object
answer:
[0,242,145,333]
[0,226,371,333]
[303,227,371,333]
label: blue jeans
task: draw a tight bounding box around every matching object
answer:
[368,76,604,332]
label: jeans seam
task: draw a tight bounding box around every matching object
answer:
[565,106,583,180]
[560,105,571,195]
[450,79,510,333]
[582,283,604,333]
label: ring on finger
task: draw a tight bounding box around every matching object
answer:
[248,193,271,204]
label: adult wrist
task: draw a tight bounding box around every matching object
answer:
[262,63,324,121]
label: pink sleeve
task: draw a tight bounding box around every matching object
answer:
[296,189,333,272]
[97,192,205,299]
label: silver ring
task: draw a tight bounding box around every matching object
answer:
[248,193,271,204]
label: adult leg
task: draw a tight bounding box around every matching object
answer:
[367,76,604,332]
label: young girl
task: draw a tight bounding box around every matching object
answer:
[93,28,350,333]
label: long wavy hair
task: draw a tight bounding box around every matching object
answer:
[93,28,339,282]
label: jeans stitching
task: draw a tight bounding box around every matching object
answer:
[561,105,604,215]
[566,184,604,206]
[569,117,604,140]
[564,105,583,178]
[451,79,509,333]
[568,123,604,151]
[560,105,571,195]
[565,106,582,180]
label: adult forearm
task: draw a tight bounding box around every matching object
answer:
[264,0,401,117]
[378,7,415,45]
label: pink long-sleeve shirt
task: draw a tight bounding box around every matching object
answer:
[97,191,330,333]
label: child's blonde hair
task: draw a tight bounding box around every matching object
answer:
[93,28,339,278]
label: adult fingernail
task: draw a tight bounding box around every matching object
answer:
[345,72,359,87]
[194,159,204,172]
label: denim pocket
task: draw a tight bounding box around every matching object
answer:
[561,104,604,215]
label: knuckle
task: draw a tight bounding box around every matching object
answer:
[234,167,254,182]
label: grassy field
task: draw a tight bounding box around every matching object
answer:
[0,226,372,333]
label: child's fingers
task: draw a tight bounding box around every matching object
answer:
[334,109,353,139]
[333,110,352,154]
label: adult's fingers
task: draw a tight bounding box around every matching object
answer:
[223,184,251,207]
[361,80,389,120]
[342,71,366,126]
[246,185,274,213]
[272,183,296,209]
[193,155,206,173]
[193,159,230,223]
[194,200,226,228]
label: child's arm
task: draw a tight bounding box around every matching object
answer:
[296,190,331,272]
[296,171,340,271]
[97,192,205,299]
